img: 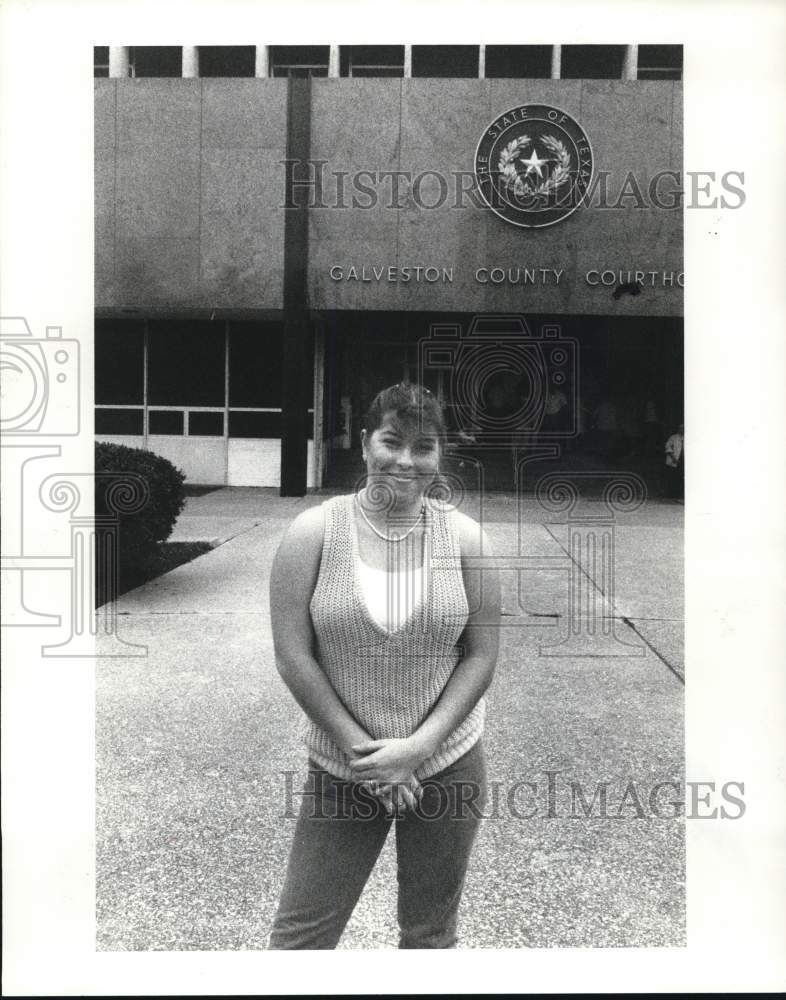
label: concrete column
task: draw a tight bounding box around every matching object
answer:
[182,45,199,78]
[328,44,339,78]
[404,44,412,78]
[551,44,561,79]
[312,320,325,489]
[478,44,486,79]
[255,44,269,78]
[109,46,131,78]
[623,44,638,80]
[281,76,312,497]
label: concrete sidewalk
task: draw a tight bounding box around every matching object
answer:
[96,487,684,949]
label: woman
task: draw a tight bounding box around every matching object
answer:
[267,382,500,950]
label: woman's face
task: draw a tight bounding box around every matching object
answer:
[361,409,441,506]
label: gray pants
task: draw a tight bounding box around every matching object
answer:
[268,740,487,949]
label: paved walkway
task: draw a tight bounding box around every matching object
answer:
[96,487,684,949]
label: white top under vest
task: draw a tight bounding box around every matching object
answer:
[355,543,428,634]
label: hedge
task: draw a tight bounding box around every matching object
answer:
[95,442,186,600]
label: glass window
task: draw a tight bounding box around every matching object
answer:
[131,46,183,78]
[148,320,225,406]
[637,45,683,81]
[198,46,256,77]
[95,320,144,405]
[282,67,329,78]
[95,409,143,435]
[340,46,404,78]
[228,411,282,439]
[485,45,552,79]
[348,67,402,79]
[560,45,626,80]
[94,46,109,77]
[149,410,184,435]
[412,46,479,78]
[227,411,311,439]
[229,322,283,408]
[270,46,330,78]
[189,412,224,436]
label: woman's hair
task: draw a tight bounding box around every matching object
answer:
[362,382,447,444]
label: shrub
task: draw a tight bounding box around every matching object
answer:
[95,442,186,596]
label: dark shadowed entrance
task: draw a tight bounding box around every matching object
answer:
[318,311,683,496]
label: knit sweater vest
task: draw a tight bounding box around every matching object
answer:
[304,493,486,781]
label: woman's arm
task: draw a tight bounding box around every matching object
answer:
[269,505,371,755]
[409,511,501,755]
[350,511,501,781]
[272,505,421,814]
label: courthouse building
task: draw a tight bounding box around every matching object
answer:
[94,44,683,493]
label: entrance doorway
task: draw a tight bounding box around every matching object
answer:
[317,311,683,496]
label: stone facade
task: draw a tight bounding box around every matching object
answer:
[95,78,682,317]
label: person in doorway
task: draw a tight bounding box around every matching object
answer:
[619,392,644,460]
[643,396,662,458]
[592,395,619,460]
[542,384,569,434]
[267,382,501,949]
[664,422,684,499]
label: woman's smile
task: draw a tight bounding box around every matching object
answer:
[361,410,441,508]
[373,470,424,494]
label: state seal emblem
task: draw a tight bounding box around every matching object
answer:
[475,104,593,228]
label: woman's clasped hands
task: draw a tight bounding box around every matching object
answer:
[350,737,429,816]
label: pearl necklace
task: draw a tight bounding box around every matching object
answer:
[355,491,425,542]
